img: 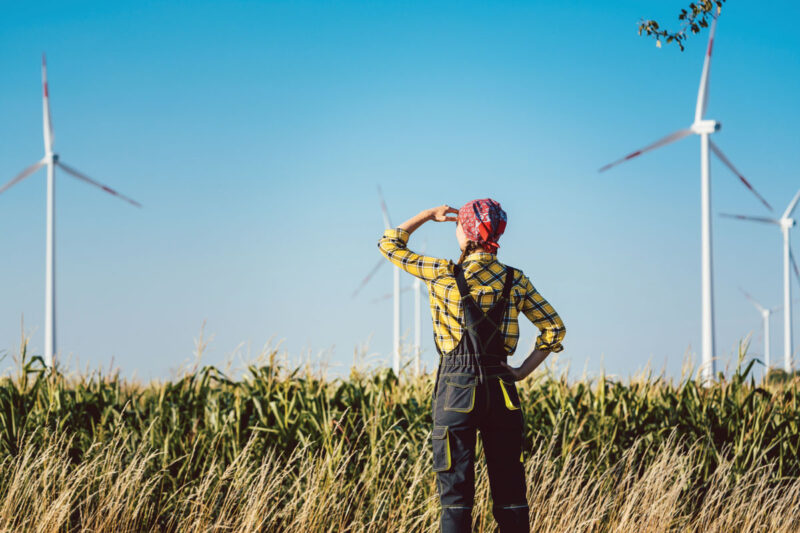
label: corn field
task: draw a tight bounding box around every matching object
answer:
[1,343,799,532]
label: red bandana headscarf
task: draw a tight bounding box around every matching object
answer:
[458,198,507,253]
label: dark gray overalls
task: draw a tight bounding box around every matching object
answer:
[431,263,529,533]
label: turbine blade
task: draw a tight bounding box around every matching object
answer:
[353,258,385,298]
[719,213,780,225]
[695,16,718,122]
[739,287,765,313]
[0,159,46,196]
[42,54,54,152]
[377,185,392,229]
[56,161,142,207]
[782,188,800,220]
[371,285,413,304]
[771,297,800,313]
[709,141,774,212]
[598,129,693,173]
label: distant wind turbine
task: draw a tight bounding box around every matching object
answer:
[740,288,800,374]
[353,187,401,373]
[377,187,401,374]
[740,288,780,371]
[722,189,800,372]
[0,54,141,368]
[598,17,772,383]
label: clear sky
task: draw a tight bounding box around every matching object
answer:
[1,1,798,381]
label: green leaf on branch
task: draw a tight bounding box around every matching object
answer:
[637,0,726,51]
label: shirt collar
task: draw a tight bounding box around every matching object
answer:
[464,251,497,263]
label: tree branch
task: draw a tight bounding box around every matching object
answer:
[638,0,726,51]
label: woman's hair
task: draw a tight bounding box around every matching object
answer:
[457,241,482,265]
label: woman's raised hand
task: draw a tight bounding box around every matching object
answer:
[398,205,458,234]
[429,205,459,222]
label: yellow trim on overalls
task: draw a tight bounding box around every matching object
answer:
[444,432,452,470]
[498,380,520,410]
[432,427,452,472]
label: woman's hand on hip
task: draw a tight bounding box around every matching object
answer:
[500,362,527,382]
[501,348,553,382]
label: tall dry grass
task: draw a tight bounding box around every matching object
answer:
[1,429,800,532]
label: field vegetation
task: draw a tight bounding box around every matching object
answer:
[0,340,799,532]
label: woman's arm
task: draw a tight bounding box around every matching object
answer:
[501,348,552,381]
[501,273,566,381]
[376,205,459,281]
[398,205,458,234]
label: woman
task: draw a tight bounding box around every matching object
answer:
[377,199,565,533]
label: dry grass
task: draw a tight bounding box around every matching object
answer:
[1,430,799,532]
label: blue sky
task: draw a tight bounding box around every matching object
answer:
[1,1,798,380]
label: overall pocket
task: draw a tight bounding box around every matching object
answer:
[498,378,521,410]
[431,425,452,472]
[443,378,477,413]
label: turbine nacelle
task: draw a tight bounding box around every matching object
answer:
[691,120,721,135]
[780,218,796,230]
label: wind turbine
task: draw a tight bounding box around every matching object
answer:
[740,288,800,375]
[740,288,779,371]
[0,55,141,368]
[378,187,401,375]
[353,187,401,373]
[598,17,772,382]
[722,189,800,372]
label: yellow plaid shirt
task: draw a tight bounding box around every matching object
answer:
[377,228,565,356]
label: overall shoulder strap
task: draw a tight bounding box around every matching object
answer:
[501,266,515,300]
[452,264,472,299]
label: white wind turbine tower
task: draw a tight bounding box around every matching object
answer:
[0,55,141,368]
[409,240,427,376]
[722,189,800,372]
[598,17,773,383]
[369,263,426,376]
[414,276,422,376]
[371,281,424,376]
[372,283,419,376]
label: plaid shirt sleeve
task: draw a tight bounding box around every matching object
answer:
[516,272,566,353]
[377,228,451,281]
